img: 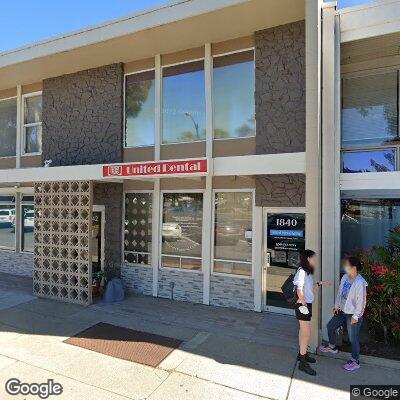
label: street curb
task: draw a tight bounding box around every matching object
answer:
[316,349,400,370]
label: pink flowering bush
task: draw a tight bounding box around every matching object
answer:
[351,230,400,344]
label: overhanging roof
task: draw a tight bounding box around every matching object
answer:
[0,153,306,187]
[339,0,400,43]
[0,0,304,90]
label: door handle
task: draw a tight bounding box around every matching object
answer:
[263,252,271,270]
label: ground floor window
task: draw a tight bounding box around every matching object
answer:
[161,192,203,270]
[341,198,400,348]
[21,196,34,252]
[124,192,153,265]
[0,197,15,250]
[341,198,400,256]
[213,191,253,276]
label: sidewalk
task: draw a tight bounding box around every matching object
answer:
[0,274,398,400]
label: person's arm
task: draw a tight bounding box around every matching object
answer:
[334,277,343,310]
[351,282,367,324]
[294,269,306,305]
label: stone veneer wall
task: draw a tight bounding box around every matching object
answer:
[255,20,305,154]
[93,182,123,278]
[210,275,254,310]
[42,63,123,167]
[158,269,203,304]
[122,264,153,296]
[256,174,305,207]
[0,251,33,277]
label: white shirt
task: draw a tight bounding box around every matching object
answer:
[293,268,314,303]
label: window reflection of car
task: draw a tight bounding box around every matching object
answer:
[23,211,34,231]
[215,223,243,245]
[162,223,182,241]
[0,209,15,228]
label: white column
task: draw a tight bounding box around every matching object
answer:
[305,0,323,352]
[202,43,213,304]
[152,180,160,297]
[15,192,22,253]
[154,54,162,161]
[152,54,162,297]
[253,204,263,312]
[321,3,338,340]
[16,85,22,169]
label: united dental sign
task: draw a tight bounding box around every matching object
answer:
[103,158,208,178]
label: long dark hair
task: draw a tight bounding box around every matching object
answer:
[299,249,316,275]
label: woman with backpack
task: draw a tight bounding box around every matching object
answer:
[293,249,330,376]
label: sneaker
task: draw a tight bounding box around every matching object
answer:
[343,360,360,371]
[297,352,316,363]
[298,358,317,376]
[319,344,338,354]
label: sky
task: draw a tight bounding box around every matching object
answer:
[0,0,373,52]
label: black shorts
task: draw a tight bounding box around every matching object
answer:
[295,303,313,321]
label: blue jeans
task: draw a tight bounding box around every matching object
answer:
[327,311,363,361]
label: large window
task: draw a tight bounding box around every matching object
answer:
[162,61,206,144]
[213,50,255,139]
[124,193,152,265]
[342,72,399,173]
[125,71,155,147]
[23,94,42,154]
[341,198,400,256]
[213,192,253,276]
[0,197,16,250]
[161,192,203,270]
[0,98,17,158]
[21,196,34,252]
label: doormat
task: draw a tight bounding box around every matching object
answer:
[64,322,183,367]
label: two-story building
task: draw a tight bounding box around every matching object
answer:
[1,0,399,347]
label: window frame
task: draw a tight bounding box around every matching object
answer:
[212,47,256,142]
[20,197,35,253]
[341,68,400,172]
[123,68,156,149]
[0,198,16,251]
[211,188,255,279]
[161,57,206,146]
[123,190,154,267]
[159,189,205,273]
[0,96,18,159]
[21,91,42,156]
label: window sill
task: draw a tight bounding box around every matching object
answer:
[159,266,203,274]
[211,271,253,280]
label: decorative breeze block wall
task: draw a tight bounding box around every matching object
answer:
[33,181,92,305]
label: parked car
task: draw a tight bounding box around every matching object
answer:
[0,209,15,228]
[23,210,35,231]
[162,223,182,241]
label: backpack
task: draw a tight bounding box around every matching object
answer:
[281,270,299,304]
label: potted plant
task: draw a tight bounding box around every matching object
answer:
[92,271,104,297]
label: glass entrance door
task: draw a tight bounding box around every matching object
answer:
[263,210,305,314]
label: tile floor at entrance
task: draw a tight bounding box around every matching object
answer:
[0,272,398,400]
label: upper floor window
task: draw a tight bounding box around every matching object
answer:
[125,71,155,147]
[342,72,399,173]
[0,97,17,158]
[23,94,42,154]
[162,60,206,144]
[213,50,255,139]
